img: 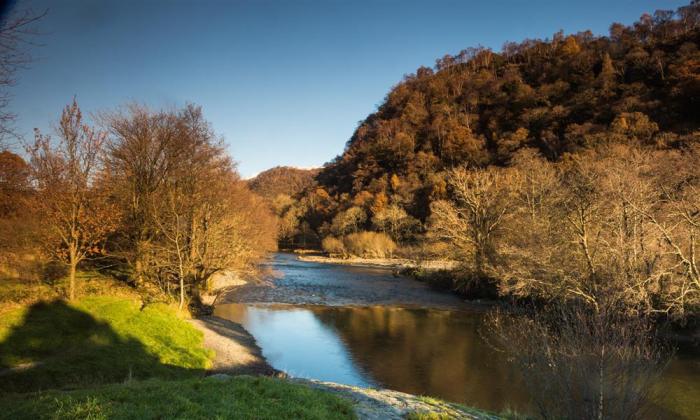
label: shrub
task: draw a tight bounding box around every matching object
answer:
[321,236,346,257]
[487,300,670,420]
[342,231,396,258]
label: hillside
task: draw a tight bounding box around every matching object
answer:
[288,3,700,239]
[248,166,319,202]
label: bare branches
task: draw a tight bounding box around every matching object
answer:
[105,104,276,307]
[430,144,700,316]
[0,7,45,144]
[28,99,119,300]
[429,167,514,276]
[487,300,670,419]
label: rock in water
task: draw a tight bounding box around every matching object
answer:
[207,270,248,292]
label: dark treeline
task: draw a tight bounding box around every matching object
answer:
[0,100,276,308]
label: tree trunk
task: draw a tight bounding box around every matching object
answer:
[179,265,186,310]
[598,344,605,420]
[68,259,77,301]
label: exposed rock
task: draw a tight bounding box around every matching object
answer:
[207,269,248,292]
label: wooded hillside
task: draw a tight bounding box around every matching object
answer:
[298,2,700,228]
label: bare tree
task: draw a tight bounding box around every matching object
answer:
[331,206,367,236]
[102,104,186,288]
[430,145,699,315]
[372,204,419,242]
[429,167,513,276]
[105,103,276,307]
[29,99,119,300]
[0,7,44,145]
[151,177,193,310]
[635,145,700,315]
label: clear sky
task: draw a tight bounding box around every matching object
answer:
[5,0,688,178]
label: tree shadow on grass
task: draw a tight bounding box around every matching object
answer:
[0,300,201,393]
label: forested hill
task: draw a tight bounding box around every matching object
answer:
[313,2,700,222]
[248,166,319,201]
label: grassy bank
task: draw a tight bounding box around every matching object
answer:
[0,295,212,392]
[0,271,505,419]
[0,376,355,420]
[0,278,358,419]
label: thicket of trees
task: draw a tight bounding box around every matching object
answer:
[430,144,700,317]
[248,166,318,202]
[1,100,276,307]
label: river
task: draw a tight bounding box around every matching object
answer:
[214,253,699,419]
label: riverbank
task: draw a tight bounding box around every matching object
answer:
[298,254,458,271]
[0,283,355,419]
[0,376,356,419]
[0,267,503,418]
[188,316,277,376]
[0,295,212,393]
[203,264,504,419]
[291,378,500,420]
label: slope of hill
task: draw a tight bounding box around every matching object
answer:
[248,166,319,202]
[287,2,700,242]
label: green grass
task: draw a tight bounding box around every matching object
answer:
[0,295,212,392]
[0,274,359,418]
[0,376,356,420]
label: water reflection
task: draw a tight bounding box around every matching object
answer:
[215,304,530,413]
[218,304,374,387]
[214,254,699,418]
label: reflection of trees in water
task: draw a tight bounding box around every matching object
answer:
[311,306,530,412]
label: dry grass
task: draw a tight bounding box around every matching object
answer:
[0,271,140,314]
[342,231,396,258]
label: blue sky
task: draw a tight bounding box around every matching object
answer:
[5,0,688,177]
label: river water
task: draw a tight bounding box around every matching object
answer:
[214,253,699,418]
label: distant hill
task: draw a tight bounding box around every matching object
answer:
[248,166,319,201]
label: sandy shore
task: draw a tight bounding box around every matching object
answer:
[297,255,458,270]
[188,316,277,376]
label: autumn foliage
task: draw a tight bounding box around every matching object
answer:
[302,2,700,235]
[1,101,276,306]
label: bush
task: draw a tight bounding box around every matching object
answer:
[342,231,396,258]
[487,300,670,420]
[321,236,346,257]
